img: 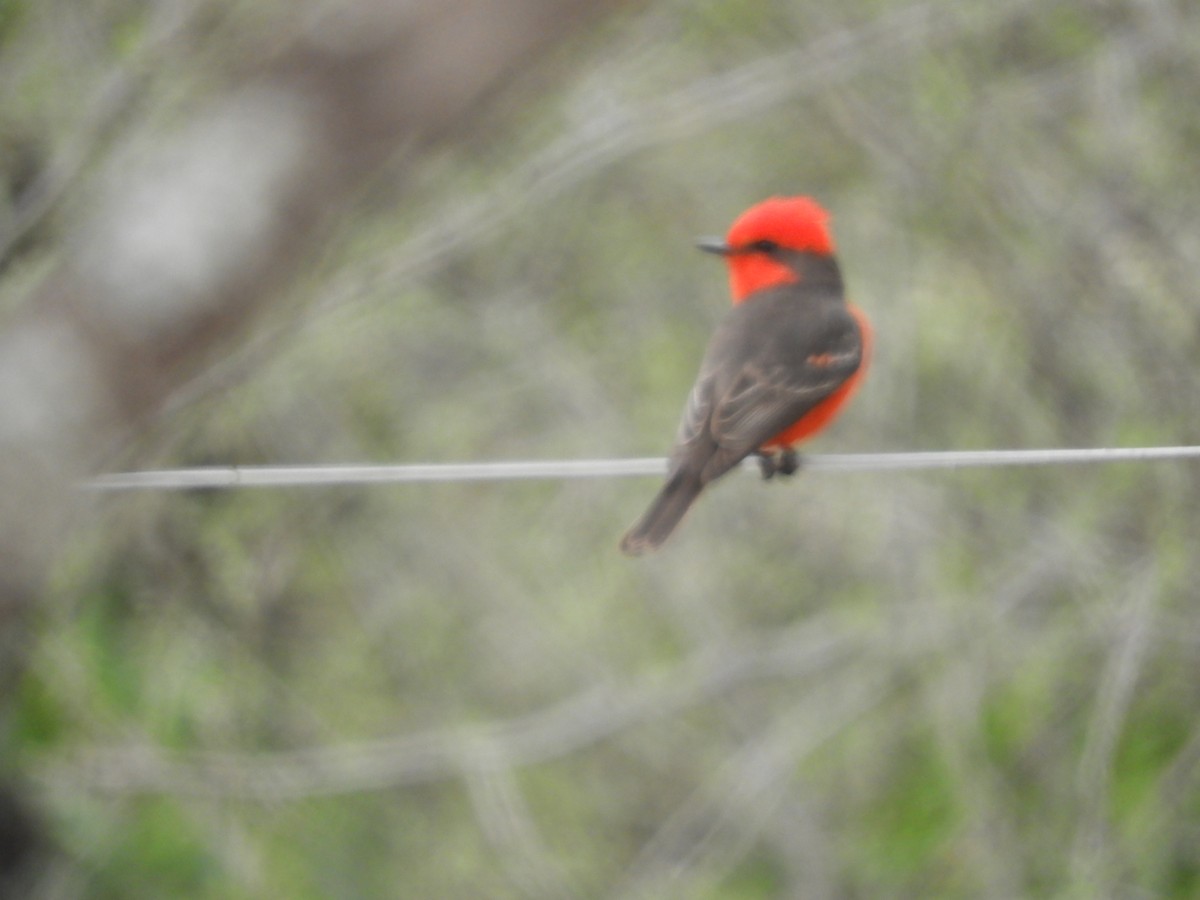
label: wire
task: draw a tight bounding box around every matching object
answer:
[80,445,1200,492]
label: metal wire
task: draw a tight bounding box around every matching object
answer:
[80,445,1200,492]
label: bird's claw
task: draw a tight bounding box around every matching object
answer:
[757,453,775,480]
[757,448,801,480]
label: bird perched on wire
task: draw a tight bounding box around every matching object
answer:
[620,196,872,555]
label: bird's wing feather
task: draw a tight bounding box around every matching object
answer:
[673,293,862,481]
[711,338,859,451]
[675,372,715,449]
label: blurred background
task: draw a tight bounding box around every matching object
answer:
[3,0,1200,896]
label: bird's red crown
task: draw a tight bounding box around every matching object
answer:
[726,196,835,256]
[721,196,835,301]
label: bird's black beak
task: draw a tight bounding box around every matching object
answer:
[695,236,732,255]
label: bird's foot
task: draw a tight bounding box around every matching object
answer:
[777,447,800,476]
[756,448,802,480]
[756,450,777,480]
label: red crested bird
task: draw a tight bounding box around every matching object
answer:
[620,196,872,555]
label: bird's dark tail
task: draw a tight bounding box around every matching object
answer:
[619,471,703,556]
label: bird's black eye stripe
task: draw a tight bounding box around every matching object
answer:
[749,239,779,253]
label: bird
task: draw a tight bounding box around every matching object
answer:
[619,196,872,556]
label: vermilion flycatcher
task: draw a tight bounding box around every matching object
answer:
[620,196,872,555]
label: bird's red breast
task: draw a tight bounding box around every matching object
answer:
[761,303,872,449]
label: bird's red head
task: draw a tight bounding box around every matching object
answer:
[701,196,836,303]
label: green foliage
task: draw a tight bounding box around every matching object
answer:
[9,0,1200,895]
[0,0,24,45]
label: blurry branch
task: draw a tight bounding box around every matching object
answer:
[465,767,576,898]
[0,3,200,271]
[170,0,1062,409]
[1070,564,1159,889]
[610,679,887,900]
[609,521,1093,897]
[42,613,857,799]
[333,0,1058,292]
[0,6,634,880]
[0,0,630,608]
[38,521,1104,802]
